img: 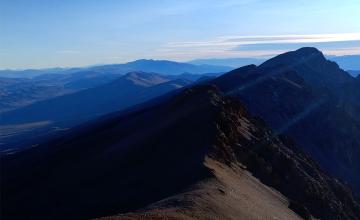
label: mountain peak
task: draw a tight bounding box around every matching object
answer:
[127,59,179,65]
[290,47,325,61]
[259,47,353,89]
[294,47,323,55]
[260,47,325,70]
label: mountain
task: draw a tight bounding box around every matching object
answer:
[0,60,230,112]
[91,59,232,75]
[328,55,360,71]
[259,47,353,90]
[0,60,232,78]
[0,72,191,152]
[188,57,266,68]
[2,85,359,220]
[210,47,360,194]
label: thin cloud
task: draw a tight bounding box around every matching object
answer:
[159,33,360,60]
[232,40,360,51]
[167,33,360,48]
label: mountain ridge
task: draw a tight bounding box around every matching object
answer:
[210,47,360,194]
[2,85,359,220]
[0,59,232,78]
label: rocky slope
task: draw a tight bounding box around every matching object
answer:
[2,85,359,220]
[211,48,360,194]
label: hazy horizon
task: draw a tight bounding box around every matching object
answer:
[1,51,359,71]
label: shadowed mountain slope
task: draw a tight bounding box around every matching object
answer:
[259,47,353,90]
[0,72,191,125]
[0,72,191,151]
[2,85,359,220]
[211,47,360,194]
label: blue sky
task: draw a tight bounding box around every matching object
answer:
[1,0,360,69]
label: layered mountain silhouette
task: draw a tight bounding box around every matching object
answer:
[1,48,360,220]
[2,85,360,220]
[0,72,191,152]
[102,59,232,75]
[0,59,230,113]
[211,47,360,194]
[0,59,232,78]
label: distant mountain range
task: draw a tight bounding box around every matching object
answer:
[0,59,232,78]
[0,60,229,112]
[1,55,358,80]
[0,72,193,152]
[99,59,232,75]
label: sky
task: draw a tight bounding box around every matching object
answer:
[0,0,360,69]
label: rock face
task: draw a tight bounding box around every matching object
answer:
[2,85,360,220]
[211,48,360,194]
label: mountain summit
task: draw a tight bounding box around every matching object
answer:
[259,47,353,90]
